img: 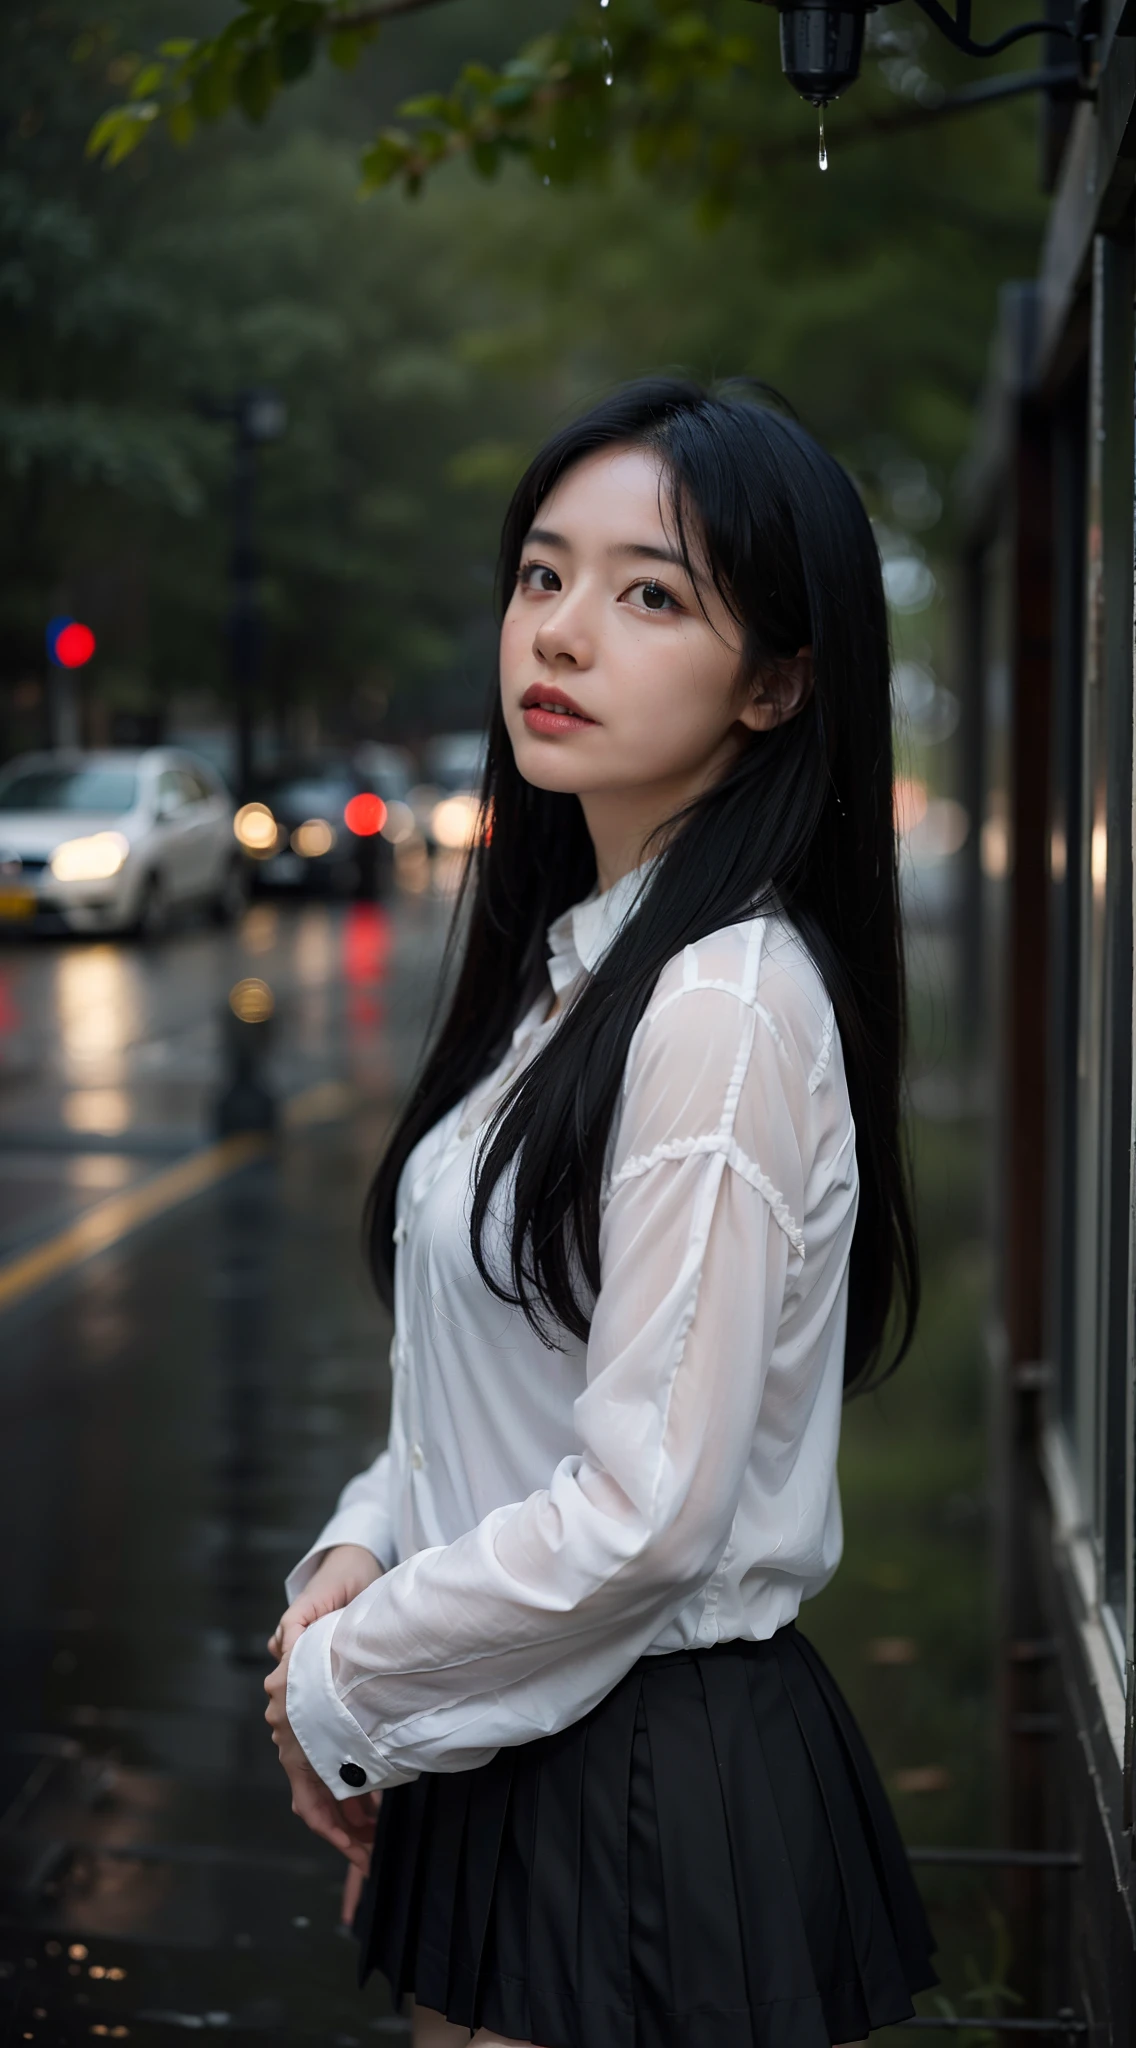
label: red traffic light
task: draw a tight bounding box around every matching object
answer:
[344,792,386,837]
[48,619,96,668]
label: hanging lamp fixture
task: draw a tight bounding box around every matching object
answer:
[748,0,1081,107]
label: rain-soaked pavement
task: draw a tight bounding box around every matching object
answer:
[0,891,450,2046]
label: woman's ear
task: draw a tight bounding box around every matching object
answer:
[739,647,814,733]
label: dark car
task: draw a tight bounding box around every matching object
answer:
[235,759,394,899]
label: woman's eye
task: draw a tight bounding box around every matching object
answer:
[628,580,680,613]
[519,563,561,594]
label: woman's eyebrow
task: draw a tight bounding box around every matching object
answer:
[523,528,701,582]
[608,541,692,574]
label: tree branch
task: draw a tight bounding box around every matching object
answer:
[318,0,455,29]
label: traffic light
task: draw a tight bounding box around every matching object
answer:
[46,617,96,668]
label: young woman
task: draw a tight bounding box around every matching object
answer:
[264,377,937,2048]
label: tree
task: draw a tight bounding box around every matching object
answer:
[0,1,578,747]
[78,0,1049,498]
[87,0,1056,211]
[1,0,1046,761]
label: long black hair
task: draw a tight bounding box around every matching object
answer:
[365,377,917,1392]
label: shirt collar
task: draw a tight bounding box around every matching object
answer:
[545,860,656,998]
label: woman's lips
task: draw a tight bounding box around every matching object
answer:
[520,686,597,736]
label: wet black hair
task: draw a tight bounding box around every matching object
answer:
[365,376,917,1391]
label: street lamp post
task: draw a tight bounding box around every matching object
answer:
[201,389,286,801]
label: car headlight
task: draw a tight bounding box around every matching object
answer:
[292,818,336,858]
[379,799,416,845]
[431,793,482,851]
[234,802,279,854]
[49,831,130,882]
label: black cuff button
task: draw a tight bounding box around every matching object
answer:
[339,1762,367,1788]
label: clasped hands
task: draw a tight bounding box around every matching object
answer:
[264,1542,384,1912]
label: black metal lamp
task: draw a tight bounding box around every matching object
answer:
[750,0,1077,106]
[775,0,871,104]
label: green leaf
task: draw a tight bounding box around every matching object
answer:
[158,39,197,58]
[359,129,414,189]
[489,81,535,112]
[190,58,234,123]
[165,99,196,144]
[276,26,315,81]
[398,92,454,122]
[417,126,451,165]
[235,43,277,122]
[327,29,364,69]
[470,137,501,179]
[214,13,263,56]
[459,62,499,94]
[86,103,160,165]
[129,62,167,100]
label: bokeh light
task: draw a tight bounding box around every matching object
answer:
[229,976,274,1024]
[234,803,278,853]
[344,792,386,837]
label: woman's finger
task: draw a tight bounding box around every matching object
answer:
[279,1614,308,1658]
[291,1776,372,1870]
[341,1862,366,1926]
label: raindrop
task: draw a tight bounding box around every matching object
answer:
[543,174,551,185]
[602,35,613,84]
[818,107,828,170]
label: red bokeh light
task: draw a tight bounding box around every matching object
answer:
[344,792,386,837]
[344,903,392,987]
[54,622,96,669]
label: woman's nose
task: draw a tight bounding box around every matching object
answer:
[532,588,594,669]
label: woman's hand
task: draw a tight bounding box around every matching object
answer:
[264,1645,376,1873]
[267,1543,383,1661]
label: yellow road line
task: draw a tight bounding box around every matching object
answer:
[282,1078,356,1127]
[0,1131,270,1317]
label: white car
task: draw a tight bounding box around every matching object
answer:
[0,747,247,937]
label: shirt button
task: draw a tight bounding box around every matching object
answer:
[411,1443,425,1470]
[339,1762,367,1788]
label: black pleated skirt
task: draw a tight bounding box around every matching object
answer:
[354,1624,937,2047]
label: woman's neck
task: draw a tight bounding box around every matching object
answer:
[581,792,666,895]
[580,739,745,893]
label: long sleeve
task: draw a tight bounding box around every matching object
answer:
[285,1446,397,1605]
[287,953,823,1798]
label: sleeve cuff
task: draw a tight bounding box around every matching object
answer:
[284,1503,395,1606]
[286,1608,419,1799]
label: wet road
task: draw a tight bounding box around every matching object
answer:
[0,894,450,2046]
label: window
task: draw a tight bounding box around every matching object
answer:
[1048,233,1135,1662]
[0,766,138,814]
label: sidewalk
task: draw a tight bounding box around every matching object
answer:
[1,1101,407,2046]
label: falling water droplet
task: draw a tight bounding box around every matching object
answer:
[602,37,614,85]
[818,107,828,171]
[543,174,551,185]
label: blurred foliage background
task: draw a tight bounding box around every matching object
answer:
[2,0,1046,753]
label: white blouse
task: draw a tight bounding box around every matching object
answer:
[286,865,859,1799]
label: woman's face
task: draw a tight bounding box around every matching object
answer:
[500,446,767,816]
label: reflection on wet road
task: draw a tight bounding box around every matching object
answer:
[0,898,449,2045]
